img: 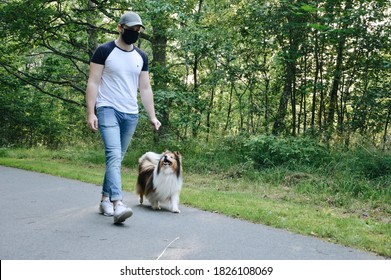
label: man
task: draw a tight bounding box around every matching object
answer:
[86,11,161,224]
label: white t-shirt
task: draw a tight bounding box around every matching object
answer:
[90,41,148,114]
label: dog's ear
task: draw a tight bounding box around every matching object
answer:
[174,151,182,177]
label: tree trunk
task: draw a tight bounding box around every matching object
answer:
[311,32,320,132]
[86,1,99,59]
[272,60,295,135]
[150,19,169,138]
[326,0,353,133]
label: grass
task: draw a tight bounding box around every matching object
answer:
[0,146,390,258]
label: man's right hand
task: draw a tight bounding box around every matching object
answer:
[87,113,99,132]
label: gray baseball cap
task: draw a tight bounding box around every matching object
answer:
[119,11,145,29]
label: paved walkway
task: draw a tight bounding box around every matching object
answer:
[0,166,383,260]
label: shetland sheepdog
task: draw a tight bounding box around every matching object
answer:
[136,151,183,213]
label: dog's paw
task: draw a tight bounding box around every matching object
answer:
[152,203,161,210]
[139,197,144,205]
[172,208,181,213]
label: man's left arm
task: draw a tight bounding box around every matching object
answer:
[139,71,161,130]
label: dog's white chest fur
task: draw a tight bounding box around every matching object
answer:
[153,168,183,200]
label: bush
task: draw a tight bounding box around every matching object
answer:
[243,135,331,169]
[341,146,391,180]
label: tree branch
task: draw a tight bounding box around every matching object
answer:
[0,62,85,107]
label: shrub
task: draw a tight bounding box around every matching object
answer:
[348,147,391,179]
[243,135,331,169]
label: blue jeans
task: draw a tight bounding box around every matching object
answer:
[97,106,138,201]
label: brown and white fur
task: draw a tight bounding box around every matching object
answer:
[136,151,183,213]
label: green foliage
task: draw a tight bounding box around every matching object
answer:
[344,146,391,180]
[1,0,391,148]
[243,135,331,168]
[0,81,92,148]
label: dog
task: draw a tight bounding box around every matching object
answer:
[136,150,183,213]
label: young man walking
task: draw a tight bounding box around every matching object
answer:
[86,11,161,224]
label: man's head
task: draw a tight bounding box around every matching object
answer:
[118,11,144,45]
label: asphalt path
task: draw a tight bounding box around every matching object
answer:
[0,166,384,260]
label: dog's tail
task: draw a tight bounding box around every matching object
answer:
[136,152,162,200]
[138,152,162,165]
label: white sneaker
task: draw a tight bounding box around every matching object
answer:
[113,202,133,224]
[99,198,114,216]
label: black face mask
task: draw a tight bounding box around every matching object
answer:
[121,29,139,45]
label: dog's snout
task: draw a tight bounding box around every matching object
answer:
[163,155,171,164]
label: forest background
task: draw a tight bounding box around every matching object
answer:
[0,0,390,257]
